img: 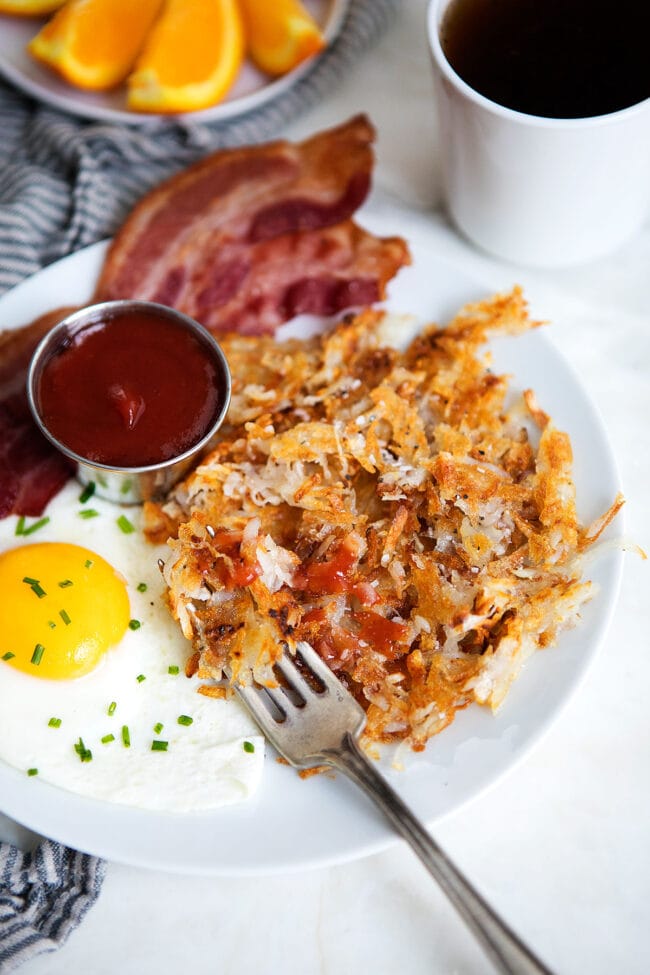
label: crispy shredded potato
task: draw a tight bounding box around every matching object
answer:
[147,288,622,751]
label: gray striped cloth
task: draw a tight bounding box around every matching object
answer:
[0,0,400,296]
[0,841,105,973]
[0,1,399,969]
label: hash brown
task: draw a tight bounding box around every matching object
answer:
[147,288,622,750]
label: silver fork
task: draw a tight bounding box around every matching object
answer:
[232,640,554,975]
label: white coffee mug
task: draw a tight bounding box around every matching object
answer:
[427,0,650,267]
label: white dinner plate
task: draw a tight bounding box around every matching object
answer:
[0,0,348,126]
[0,201,624,875]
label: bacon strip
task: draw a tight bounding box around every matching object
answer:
[95,115,410,334]
[167,220,409,336]
[0,309,76,518]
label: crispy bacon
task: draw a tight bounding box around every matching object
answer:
[95,115,410,334]
[0,308,76,518]
[174,221,408,336]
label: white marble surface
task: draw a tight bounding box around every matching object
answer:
[3,2,650,972]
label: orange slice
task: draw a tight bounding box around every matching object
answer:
[238,0,325,77]
[127,0,245,114]
[27,0,165,91]
[0,0,65,14]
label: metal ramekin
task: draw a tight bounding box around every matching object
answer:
[27,300,231,505]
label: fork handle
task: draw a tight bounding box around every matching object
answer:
[324,733,554,975]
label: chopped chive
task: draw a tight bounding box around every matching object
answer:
[15,516,26,536]
[22,517,50,537]
[153,722,164,735]
[22,578,46,598]
[48,620,57,629]
[48,717,62,729]
[78,509,99,520]
[151,740,168,752]
[129,619,141,631]
[177,715,193,727]
[31,644,45,666]
[121,725,130,747]
[78,482,96,503]
[84,559,94,569]
[243,740,255,754]
[74,737,92,762]
[101,734,115,745]
[59,609,71,626]
[2,652,15,661]
[168,665,179,675]
[136,674,146,683]
[27,768,38,777]
[137,582,148,593]
[117,514,135,534]
[108,701,117,716]
[58,579,73,589]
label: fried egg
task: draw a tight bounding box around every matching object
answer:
[0,481,263,812]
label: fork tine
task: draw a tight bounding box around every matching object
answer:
[273,657,320,700]
[259,683,291,718]
[234,681,285,729]
[292,640,342,688]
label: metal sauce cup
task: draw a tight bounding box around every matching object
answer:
[27,300,231,505]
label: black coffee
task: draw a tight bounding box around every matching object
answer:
[440,0,650,119]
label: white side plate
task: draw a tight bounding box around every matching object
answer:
[0,0,349,125]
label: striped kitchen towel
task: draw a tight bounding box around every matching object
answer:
[0,0,400,297]
[0,840,105,973]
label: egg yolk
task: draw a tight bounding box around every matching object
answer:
[0,542,130,680]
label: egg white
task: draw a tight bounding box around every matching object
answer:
[0,481,264,812]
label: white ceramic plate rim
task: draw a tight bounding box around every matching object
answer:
[0,202,624,875]
[0,0,349,126]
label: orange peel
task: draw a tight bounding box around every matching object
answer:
[127,0,245,114]
[27,0,165,91]
[0,0,65,14]
[238,0,325,77]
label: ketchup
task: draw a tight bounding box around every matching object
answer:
[295,540,379,606]
[36,309,227,467]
